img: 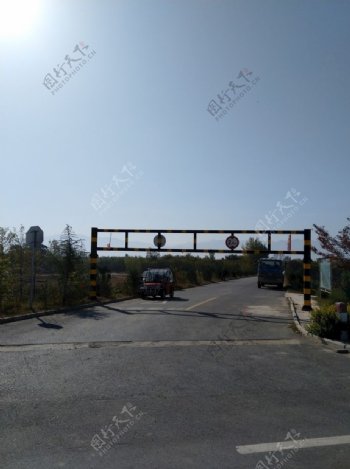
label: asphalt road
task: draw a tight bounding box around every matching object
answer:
[1,277,350,469]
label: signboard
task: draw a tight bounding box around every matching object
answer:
[26,226,44,248]
[225,235,239,250]
[320,259,331,292]
[153,234,166,248]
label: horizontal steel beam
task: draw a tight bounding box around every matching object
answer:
[97,247,304,254]
[95,228,305,235]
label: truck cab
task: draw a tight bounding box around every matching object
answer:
[138,267,175,299]
[257,259,285,289]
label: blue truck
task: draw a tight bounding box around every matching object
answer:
[257,259,285,289]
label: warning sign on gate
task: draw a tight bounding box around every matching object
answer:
[225,235,239,250]
[154,234,166,248]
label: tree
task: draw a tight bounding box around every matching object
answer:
[0,228,12,313]
[313,219,350,267]
[7,225,30,307]
[313,219,350,300]
[146,249,160,259]
[0,227,24,313]
[48,225,87,305]
[241,237,268,273]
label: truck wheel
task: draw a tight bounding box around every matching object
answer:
[258,282,261,288]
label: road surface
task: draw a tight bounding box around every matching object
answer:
[1,277,350,468]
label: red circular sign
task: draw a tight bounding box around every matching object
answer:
[225,235,239,250]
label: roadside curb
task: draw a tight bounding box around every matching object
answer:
[287,295,349,352]
[286,296,310,337]
[0,297,134,325]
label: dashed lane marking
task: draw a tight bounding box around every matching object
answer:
[185,297,217,311]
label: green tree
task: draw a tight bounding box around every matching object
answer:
[146,249,160,259]
[242,237,268,273]
[7,225,31,308]
[0,227,20,313]
[48,225,87,305]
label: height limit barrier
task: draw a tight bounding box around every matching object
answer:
[90,228,312,311]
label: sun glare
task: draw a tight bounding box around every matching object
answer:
[0,0,42,38]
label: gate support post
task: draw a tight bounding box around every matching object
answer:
[302,228,312,311]
[90,227,98,300]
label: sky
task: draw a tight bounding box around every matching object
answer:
[1,0,350,252]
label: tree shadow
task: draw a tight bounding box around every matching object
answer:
[141,296,189,302]
[37,317,63,329]
[98,304,237,320]
[64,308,110,320]
[55,295,292,326]
[100,304,133,315]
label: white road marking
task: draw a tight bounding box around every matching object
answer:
[236,434,350,454]
[186,297,217,311]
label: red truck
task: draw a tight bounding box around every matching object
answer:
[138,268,175,299]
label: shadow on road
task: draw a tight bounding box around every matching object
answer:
[64,309,110,320]
[37,317,63,329]
[141,297,189,302]
[99,304,133,315]
[98,303,225,319]
[96,304,292,324]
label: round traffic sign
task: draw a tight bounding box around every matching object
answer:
[26,226,44,248]
[154,234,166,248]
[225,235,239,250]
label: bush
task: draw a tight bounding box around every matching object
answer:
[328,288,349,304]
[307,307,342,339]
[36,278,61,310]
[126,268,140,295]
[173,270,191,289]
[97,270,112,298]
[340,271,350,300]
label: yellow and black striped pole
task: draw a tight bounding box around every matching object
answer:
[89,227,98,300]
[302,228,312,311]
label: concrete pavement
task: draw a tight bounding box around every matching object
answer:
[2,278,350,468]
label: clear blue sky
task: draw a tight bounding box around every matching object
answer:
[1,0,349,248]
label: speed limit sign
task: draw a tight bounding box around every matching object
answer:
[225,235,239,250]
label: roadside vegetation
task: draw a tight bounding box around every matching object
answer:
[0,228,272,317]
[2,220,349,333]
[0,225,89,316]
[306,218,350,340]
